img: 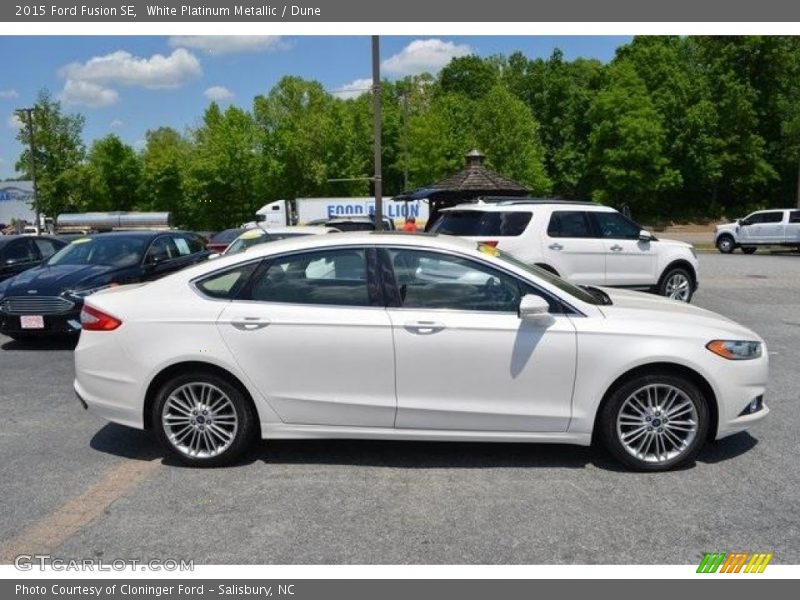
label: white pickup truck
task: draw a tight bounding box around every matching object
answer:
[714,208,800,253]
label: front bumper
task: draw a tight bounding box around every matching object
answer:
[0,311,82,336]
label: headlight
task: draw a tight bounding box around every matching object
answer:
[706,340,762,360]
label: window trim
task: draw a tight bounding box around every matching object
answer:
[377,245,578,316]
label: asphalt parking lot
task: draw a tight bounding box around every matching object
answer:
[1,251,798,565]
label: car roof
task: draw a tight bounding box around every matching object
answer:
[441,199,614,212]
[256,225,336,234]
[0,234,63,246]
[77,230,190,241]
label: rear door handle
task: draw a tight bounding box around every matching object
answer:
[548,243,564,250]
[404,320,445,335]
[231,317,271,331]
[610,244,624,252]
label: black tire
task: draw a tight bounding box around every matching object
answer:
[598,372,709,472]
[657,266,694,303]
[742,246,757,254]
[716,235,735,254]
[152,371,257,467]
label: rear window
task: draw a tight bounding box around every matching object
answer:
[430,211,532,237]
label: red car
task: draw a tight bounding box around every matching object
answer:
[205,228,246,254]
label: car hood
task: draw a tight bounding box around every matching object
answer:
[597,288,761,340]
[2,263,123,295]
[655,237,693,250]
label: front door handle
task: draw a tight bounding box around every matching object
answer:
[231,317,271,331]
[548,243,564,251]
[610,244,624,252]
[404,320,445,335]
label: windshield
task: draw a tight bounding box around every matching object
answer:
[490,247,604,305]
[47,236,147,268]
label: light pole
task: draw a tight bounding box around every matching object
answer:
[18,107,40,234]
[371,35,383,231]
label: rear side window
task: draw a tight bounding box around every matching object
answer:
[790,211,800,223]
[195,263,258,299]
[547,211,594,238]
[430,211,532,237]
[760,212,784,224]
[245,249,371,307]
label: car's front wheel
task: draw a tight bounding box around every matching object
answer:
[153,371,257,467]
[716,235,735,254]
[658,267,694,302]
[598,373,709,471]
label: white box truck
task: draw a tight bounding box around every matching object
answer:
[250,197,429,229]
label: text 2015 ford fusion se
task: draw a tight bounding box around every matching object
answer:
[73,233,768,471]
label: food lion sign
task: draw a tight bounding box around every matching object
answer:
[0,181,35,224]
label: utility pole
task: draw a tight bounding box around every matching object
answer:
[401,89,409,190]
[19,107,40,234]
[371,35,383,231]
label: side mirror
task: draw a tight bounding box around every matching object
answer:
[638,229,654,242]
[518,294,550,320]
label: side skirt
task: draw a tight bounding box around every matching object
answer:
[261,423,592,446]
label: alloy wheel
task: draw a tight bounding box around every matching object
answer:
[616,384,698,464]
[665,272,691,302]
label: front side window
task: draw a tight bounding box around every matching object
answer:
[547,211,594,238]
[146,237,179,263]
[246,248,371,307]
[430,210,532,237]
[4,240,36,262]
[760,211,784,224]
[387,248,533,312]
[592,211,641,240]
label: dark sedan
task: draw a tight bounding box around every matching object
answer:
[0,230,208,339]
[0,235,67,284]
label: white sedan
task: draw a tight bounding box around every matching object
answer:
[74,233,769,471]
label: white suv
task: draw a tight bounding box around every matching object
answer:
[429,199,700,302]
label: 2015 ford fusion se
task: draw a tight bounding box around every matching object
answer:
[73,232,769,471]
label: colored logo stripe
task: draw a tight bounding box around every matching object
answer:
[697,552,772,573]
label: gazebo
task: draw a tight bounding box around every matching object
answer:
[394,149,529,228]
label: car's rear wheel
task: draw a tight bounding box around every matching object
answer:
[716,235,735,254]
[742,246,757,254]
[153,372,256,467]
[658,267,694,302]
[599,373,709,471]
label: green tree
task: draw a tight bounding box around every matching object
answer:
[14,89,85,217]
[439,55,500,99]
[82,134,141,212]
[140,127,190,224]
[587,61,680,217]
[473,86,551,194]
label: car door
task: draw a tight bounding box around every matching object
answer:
[758,211,786,243]
[0,238,39,281]
[143,235,184,279]
[382,247,577,432]
[542,210,606,285]
[591,211,658,287]
[738,212,765,243]
[214,246,397,427]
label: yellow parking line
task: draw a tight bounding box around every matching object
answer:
[0,459,159,564]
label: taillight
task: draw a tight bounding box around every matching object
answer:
[80,305,122,331]
[482,240,499,248]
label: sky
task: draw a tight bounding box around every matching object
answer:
[0,35,631,179]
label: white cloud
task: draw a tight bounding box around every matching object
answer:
[109,119,124,128]
[60,48,202,90]
[0,89,19,99]
[7,114,23,130]
[332,78,373,100]
[204,86,234,102]
[60,80,119,108]
[382,39,472,77]
[169,35,288,56]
